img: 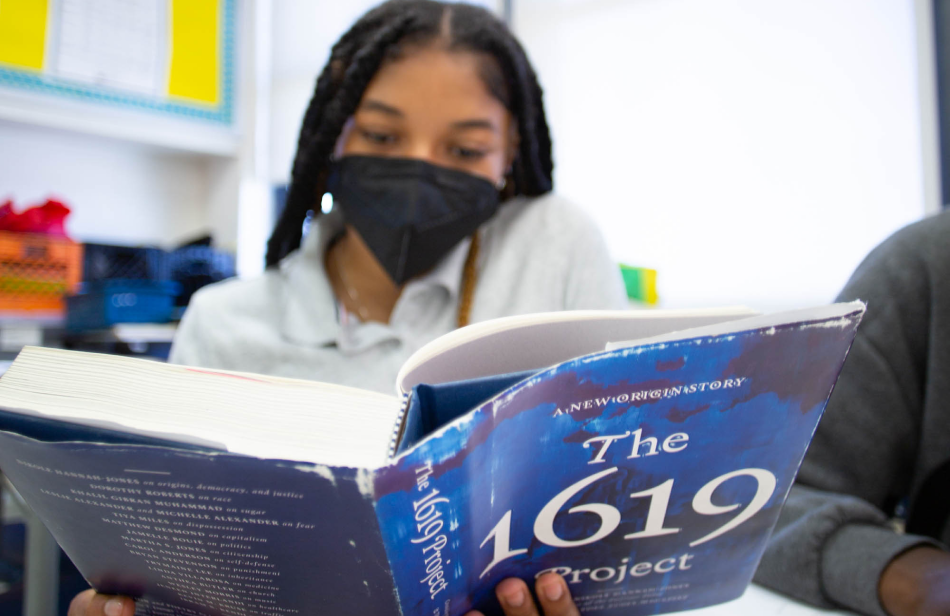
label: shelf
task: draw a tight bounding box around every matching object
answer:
[0,87,241,157]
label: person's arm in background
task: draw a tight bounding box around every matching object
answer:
[753,218,950,616]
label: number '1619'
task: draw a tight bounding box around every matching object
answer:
[478,466,776,578]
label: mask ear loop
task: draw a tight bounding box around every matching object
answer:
[498,165,516,201]
[456,231,481,328]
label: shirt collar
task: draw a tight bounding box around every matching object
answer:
[278,211,470,349]
[278,211,342,348]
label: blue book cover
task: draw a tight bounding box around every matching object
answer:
[0,304,864,616]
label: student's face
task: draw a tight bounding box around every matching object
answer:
[338,46,516,185]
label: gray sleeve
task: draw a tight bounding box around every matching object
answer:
[753,223,943,615]
[756,487,938,615]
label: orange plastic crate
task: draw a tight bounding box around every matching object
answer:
[0,232,83,319]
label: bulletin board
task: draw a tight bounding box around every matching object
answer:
[0,0,235,126]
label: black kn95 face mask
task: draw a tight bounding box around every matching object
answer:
[327,155,501,285]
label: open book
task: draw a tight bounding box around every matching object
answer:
[0,303,864,616]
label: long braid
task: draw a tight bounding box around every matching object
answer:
[265,65,335,266]
[267,0,556,271]
[267,16,418,267]
[459,20,553,195]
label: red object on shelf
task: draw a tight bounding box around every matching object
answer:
[0,198,72,238]
[0,198,80,319]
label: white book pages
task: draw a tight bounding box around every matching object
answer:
[0,348,399,469]
[396,307,758,394]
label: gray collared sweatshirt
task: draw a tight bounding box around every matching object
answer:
[754,211,950,616]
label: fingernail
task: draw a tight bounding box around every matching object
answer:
[104,599,124,616]
[502,587,525,608]
[542,581,563,602]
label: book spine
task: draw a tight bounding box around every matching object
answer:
[374,451,460,616]
[387,391,411,460]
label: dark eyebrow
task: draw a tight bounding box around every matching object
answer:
[451,119,498,132]
[359,100,497,132]
[360,99,403,117]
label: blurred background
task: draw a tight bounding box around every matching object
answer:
[0,1,946,614]
[0,0,942,316]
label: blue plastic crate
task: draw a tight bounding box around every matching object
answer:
[82,243,170,282]
[169,246,236,306]
[65,280,180,332]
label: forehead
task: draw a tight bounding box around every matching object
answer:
[358,47,509,123]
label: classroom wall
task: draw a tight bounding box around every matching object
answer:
[0,119,211,246]
[515,0,929,311]
[0,0,268,273]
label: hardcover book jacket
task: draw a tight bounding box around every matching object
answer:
[373,311,863,616]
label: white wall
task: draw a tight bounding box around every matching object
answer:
[0,119,211,246]
[515,0,928,311]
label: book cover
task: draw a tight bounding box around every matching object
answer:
[0,305,863,616]
[0,433,401,615]
[372,311,863,616]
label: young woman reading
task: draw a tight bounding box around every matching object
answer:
[68,1,622,614]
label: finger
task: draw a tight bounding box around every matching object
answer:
[68,589,96,616]
[80,592,135,616]
[535,573,580,616]
[495,577,541,616]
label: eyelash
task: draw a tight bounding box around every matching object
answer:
[358,129,488,160]
[360,129,398,145]
[450,146,487,160]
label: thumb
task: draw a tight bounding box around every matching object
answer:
[69,590,135,616]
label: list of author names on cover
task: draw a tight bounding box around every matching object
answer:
[17,457,313,616]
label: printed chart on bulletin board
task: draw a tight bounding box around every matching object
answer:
[0,0,235,126]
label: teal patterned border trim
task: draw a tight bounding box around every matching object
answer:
[0,0,235,125]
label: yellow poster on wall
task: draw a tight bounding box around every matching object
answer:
[167,0,219,105]
[0,0,233,125]
[0,0,49,71]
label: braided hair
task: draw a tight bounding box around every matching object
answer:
[266,0,554,268]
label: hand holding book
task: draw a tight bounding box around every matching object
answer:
[468,574,581,616]
[68,590,134,616]
[67,573,584,616]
